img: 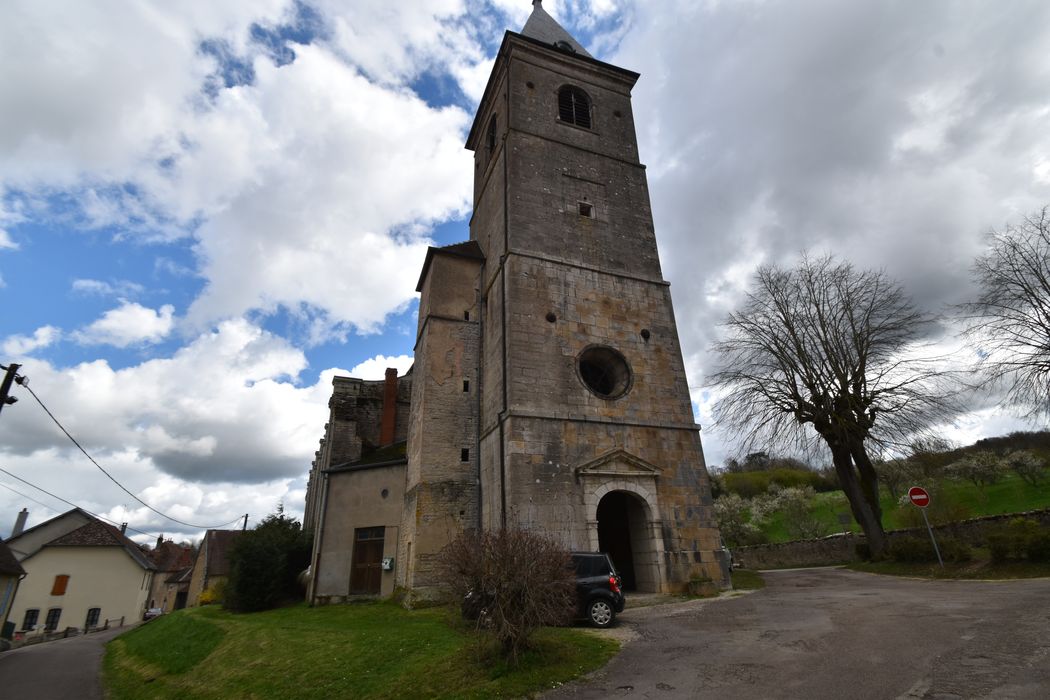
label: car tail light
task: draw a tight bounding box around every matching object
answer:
[609,575,621,594]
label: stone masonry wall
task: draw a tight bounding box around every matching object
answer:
[466,35,726,591]
[400,252,482,592]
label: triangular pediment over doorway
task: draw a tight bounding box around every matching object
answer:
[574,449,661,480]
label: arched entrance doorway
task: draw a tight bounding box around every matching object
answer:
[596,490,650,591]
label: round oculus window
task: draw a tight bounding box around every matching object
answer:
[577,346,632,399]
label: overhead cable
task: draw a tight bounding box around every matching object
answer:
[16,380,248,530]
[0,467,164,540]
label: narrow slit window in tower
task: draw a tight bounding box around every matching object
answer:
[486,114,498,155]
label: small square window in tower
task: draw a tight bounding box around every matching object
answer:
[558,86,591,129]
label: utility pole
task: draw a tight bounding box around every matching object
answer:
[0,363,21,417]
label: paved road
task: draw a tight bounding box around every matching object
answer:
[546,568,1050,699]
[0,625,132,699]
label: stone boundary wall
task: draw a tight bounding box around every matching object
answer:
[736,508,1050,570]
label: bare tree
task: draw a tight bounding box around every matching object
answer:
[961,207,1050,418]
[709,255,957,556]
[874,458,914,501]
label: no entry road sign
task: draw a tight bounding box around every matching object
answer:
[908,486,931,508]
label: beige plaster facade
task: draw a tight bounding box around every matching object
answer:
[9,545,151,633]
[310,463,405,602]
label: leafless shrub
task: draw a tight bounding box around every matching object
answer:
[437,528,576,664]
[875,458,916,501]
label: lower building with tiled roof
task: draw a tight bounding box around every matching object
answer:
[4,509,157,635]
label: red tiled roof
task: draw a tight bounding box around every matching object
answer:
[149,541,196,572]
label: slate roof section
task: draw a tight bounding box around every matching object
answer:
[415,240,485,292]
[165,567,193,585]
[520,0,592,58]
[0,539,25,576]
[200,530,243,577]
[46,519,155,570]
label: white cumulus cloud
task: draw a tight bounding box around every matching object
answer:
[348,354,415,380]
[2,325,61,356]
[73,302,175,347]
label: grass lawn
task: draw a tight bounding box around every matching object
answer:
[759,473,1050,543]
[104,602,618,700]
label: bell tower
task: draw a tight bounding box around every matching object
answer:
[463,1,728,592]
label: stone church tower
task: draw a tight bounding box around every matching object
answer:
[306,2,727,602]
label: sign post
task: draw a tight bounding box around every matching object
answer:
[908,486,943,568]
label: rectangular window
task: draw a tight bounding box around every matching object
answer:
[578,202,594,218]
[85,607,101,629]
[464,310,470,320]
[51,574,70,596]
[22,608,39,631]
[461,448,470,462]
[463,380,470,393]
[45,607,62,632]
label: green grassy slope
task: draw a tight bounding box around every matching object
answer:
[759,473,1050,543]
[105,603,618,700]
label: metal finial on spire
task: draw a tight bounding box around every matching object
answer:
[521,0,593,57]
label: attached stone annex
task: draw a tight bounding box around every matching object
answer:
[303,1,728,603]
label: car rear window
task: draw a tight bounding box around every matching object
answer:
[573,554,612,577]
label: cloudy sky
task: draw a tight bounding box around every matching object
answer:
[2,0,1049,544]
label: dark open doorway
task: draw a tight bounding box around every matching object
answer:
[597,491,647,591]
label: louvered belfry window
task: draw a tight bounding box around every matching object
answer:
[558,86,591,128]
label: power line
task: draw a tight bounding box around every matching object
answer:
[15,379,247,530]
[0,468,164,540]
[0,467,243,539]
[0,478,58,513]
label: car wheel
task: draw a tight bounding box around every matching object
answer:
[587,599,614,628]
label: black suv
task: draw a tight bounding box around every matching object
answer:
[571,552,625,628]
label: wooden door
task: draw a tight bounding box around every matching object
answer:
[350,526,385,595]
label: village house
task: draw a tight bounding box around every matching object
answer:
[5,509,154,634]
[304,0,728,602]
[145,537,196,612]
[186,529,242,606]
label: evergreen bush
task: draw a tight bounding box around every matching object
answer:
[224,508,312,613]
